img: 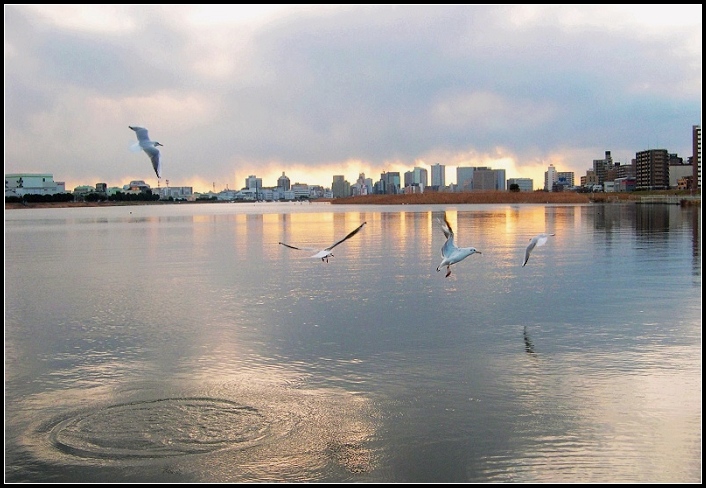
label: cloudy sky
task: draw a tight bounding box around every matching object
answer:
[5,5,702,192]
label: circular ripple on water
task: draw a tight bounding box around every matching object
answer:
[45,397,268,460]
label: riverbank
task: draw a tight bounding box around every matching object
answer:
[5,190,699,210]
[330,190,700,206]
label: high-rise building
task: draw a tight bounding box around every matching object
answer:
[431,163,445,188]
[331,175,350,198]
[277,172,290,191]
[693,125,701,191]
[456,167,475,191]
[544,164,557,191]
[378,171,400,194]
[404,167,428,189]
[353,173,373,196]
[471,167,505,190]
[556,172,575,189]
[593,151,613,184]
[635,149,670,190]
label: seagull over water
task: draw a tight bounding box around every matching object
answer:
[279,221,367,263]
[129,126,163,178]
[522,233,555,267]
[436,214,481,277]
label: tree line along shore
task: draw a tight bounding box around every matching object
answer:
[4,189,699,209]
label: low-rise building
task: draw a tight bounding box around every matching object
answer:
[5,173,66,197]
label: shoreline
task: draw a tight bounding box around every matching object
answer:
[4,190,699,210]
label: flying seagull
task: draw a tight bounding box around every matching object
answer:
[279,221,367,262]
[129,126,163,178]
[522,233,555,267]
[436,214,481,277]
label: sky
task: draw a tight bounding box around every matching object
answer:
[4,5,702,193]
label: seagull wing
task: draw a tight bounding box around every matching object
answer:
[142,145,161,178]
[438,215,454,240]
[438,216,456,257]
[535,234,550,248]
[279,241,310,251]
[325,222,367,251]
[522,235,541,267]
[129,126,151,144]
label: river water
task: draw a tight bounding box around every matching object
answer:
[4,201,701,482]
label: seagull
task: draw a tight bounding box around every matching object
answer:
[279,221,367,262]
[436,214,481,277]
[522,233,555,267]
[129,126,163,178]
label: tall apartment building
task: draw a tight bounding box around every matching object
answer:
[431,163,445,188]
[693,125,701,191]
[556,172,575,189]
[635,149,670,190]
[456,167,475,191]
[377,171,400,195]
[593,151,613,185]
[404,167,428,188]
[544,164,557,191]
[331,175,350,198]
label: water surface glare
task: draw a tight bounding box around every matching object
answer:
[4,202,701,482]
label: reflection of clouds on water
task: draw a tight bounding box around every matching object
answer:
[19,374,380,482]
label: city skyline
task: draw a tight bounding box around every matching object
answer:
[5,5,701,192]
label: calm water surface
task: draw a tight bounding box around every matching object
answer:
[4,202,701,482]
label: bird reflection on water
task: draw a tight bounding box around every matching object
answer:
[523,326,536,355]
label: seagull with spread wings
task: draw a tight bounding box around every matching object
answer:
[129,126,163,179]
[522,233,555,267]
[436,214,481,277]
[279,221,367,263]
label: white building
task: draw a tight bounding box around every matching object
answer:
[5,173,66,197]
[544,164,557,191]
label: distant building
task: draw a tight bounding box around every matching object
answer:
[277,172,291,191]
[593,151,613,185]
[669,163,693,189]
[73,185,96,199]
[581,169,598,188]
[291,182,310,199]
[377,171,400,195]
[431,163,445,188]
[456,167,475,191]
[556,172,574,189]
[472,167,505,190]
[404,167,427,192]
[332,175,351,198]
[693,125,701,191]
[507,178,533,192]
[5,173,66,197]
[123,180,151,192]
[636,149,670,190]
[544,164,557,191]
[352,173,373,196]
[614,176,636,192]
[152,186,194,200]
